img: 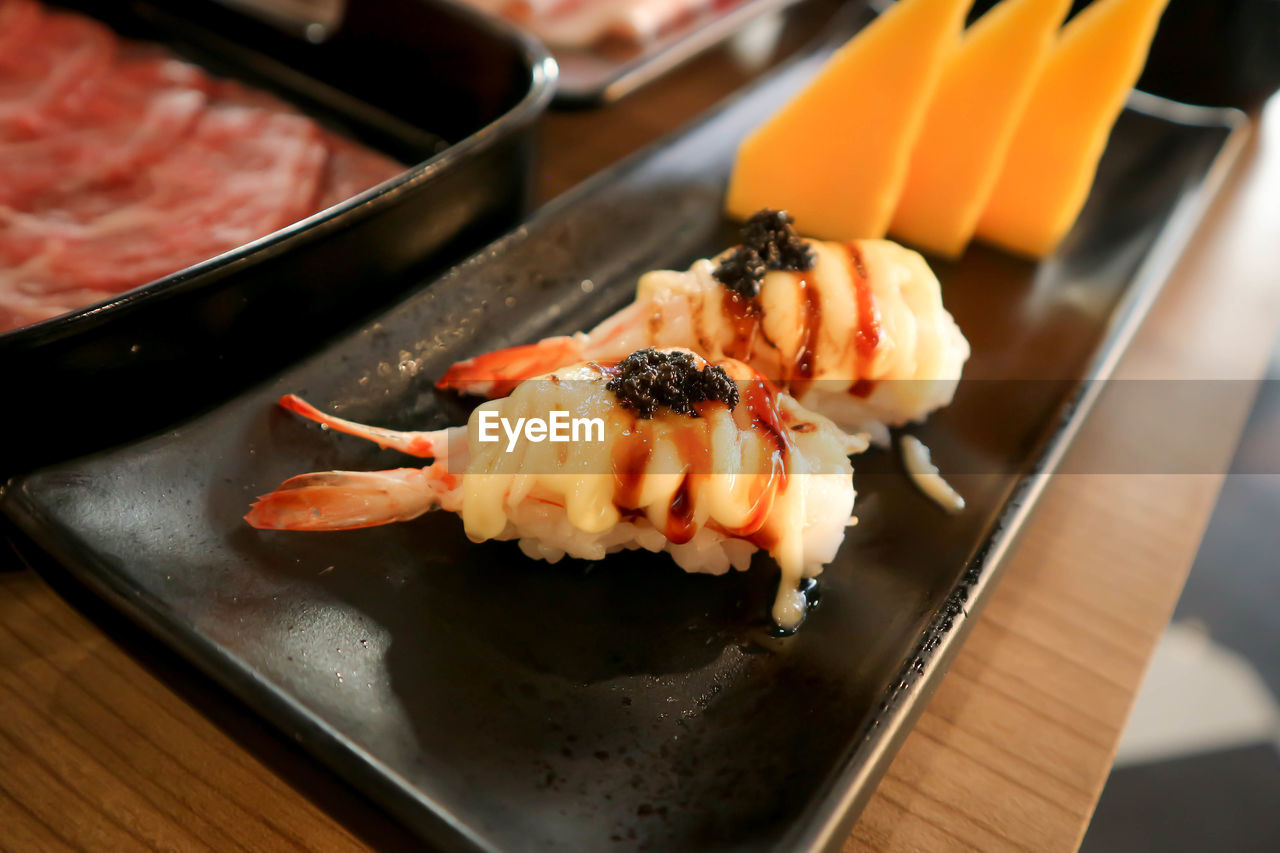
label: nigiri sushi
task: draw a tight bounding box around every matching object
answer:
[246,348,867,629]
[438,210,970,442]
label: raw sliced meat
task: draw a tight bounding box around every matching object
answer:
[0,0,42,62]
[215,81,402,208]
[38,52,215,137]
[0,7,116,140]
[316,132,404,210]
[0,1,407,335]
[0,280,116,331]
[6,105,328,294]
[0,59,209,210]
[212,77,299,112]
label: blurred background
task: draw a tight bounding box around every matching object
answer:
[1083,349,1280,852]
[1083,4,1280,848]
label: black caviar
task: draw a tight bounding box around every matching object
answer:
[713,208,816,298]
[713,246,766,298]
[741,208,815,271]
[605,349,740,418]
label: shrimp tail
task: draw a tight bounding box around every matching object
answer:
[245,467,456,531]
[435,335,584,398]
[279,394,449,458]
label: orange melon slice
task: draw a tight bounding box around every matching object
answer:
[890,0,1072,258]
[975,0,1172,258]
[725,0,973,241]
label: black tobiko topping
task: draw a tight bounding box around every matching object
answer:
[741,208,815,271]
[713,209,815,298]
[606,349,740,418]
[712,246,766,298]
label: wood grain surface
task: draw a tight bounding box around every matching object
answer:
[2,5,1278,850]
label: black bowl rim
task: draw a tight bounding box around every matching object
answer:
[0,0,557,350]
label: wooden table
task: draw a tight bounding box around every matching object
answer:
[3,12,1278,851]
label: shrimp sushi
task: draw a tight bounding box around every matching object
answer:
[246,348,867,629]
[439,210,970,442]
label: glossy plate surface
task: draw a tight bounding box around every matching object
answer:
[1,11,1245,851]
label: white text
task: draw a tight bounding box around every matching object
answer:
[477,410,605,452]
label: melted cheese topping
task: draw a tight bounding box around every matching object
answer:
[901,434,965,514]
[457,354,862,629]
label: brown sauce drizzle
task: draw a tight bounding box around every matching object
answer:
[605,370,794,550]
[612,421,652,510]
[671,416,714,471]
[665,478,697,544]
[721,289,763,361]
[848,378,876,398]
[720,379,790,541]
[607,399,715,544]
[788,274,822,398]
[663,424,713,544]
[742,378,791,461]
[740,378,792,516]
[844,242,883,397]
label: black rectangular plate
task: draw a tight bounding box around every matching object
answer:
[0,9,1246,851]
[1,0,554,474]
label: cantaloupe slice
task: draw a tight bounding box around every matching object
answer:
[725,0,973,241]
[890,0,1072,258]
[975,0,1172,258]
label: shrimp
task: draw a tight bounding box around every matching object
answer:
[245,394,466,531]
[247,350,867,629]
[438,228,969,441]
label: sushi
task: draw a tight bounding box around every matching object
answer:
[438,210,970,443]
[246,348,867,629]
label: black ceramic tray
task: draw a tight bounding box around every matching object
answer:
[549,0,811,105]
[2,0,554,474]
[1,8,1246,851]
